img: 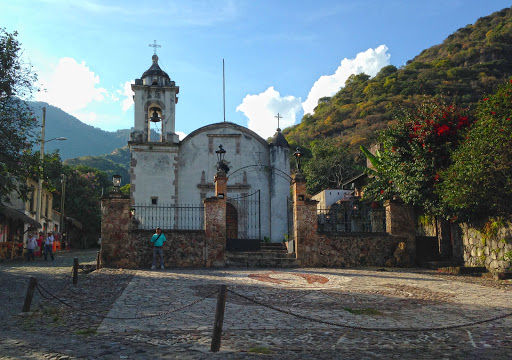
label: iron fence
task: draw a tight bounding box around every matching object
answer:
[317,206,386,233]
[131,203,204,230]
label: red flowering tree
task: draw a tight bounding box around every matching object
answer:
[362,98,472,215]
[439,79,512,222]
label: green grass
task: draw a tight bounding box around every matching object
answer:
[73,328,97,336]
[344,307,383,316]
[248,346,272,354]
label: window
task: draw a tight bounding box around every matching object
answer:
[151,197,158,206]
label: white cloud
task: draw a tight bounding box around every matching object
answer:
[118,80,134,112]
[36,57,108,115]
[176,131,187,141]
[302,45,391,115]
[236,86,302,139]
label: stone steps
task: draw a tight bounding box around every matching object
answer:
[226,249,298,268]
[424,260,463,269]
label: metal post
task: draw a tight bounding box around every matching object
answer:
[73,257,79,285]
[210,285,228,352]
[258,190,261,240]
[22,277,37,312]
[35,107,46,230]
[96,251,100,271]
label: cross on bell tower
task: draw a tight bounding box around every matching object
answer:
[149,40,161,55]
[274,113,284,131]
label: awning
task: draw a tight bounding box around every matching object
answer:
[0,206,41,228]
[65,216,83,229]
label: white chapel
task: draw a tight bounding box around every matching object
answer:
[128,54,291,243]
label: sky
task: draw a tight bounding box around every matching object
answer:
[2,0,511,140]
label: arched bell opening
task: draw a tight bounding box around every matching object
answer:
[145,101,165,142]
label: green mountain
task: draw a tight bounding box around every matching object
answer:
[29,101,129,159]
[283,7,512,155]
[64,146,131,187]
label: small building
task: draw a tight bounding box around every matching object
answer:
[311,189,352,210]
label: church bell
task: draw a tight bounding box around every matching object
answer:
[150,107,161,122]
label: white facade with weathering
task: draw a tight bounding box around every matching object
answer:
[128,55,290,242]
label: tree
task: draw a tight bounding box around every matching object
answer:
[439,79,512,222]
[0,28,38,205]
[303,139,358,195]
[362,98,472,215]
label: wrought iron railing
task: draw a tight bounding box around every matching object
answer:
[131,203,204,230]
[317,207,386,233]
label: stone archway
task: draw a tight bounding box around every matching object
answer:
[226,202,238,239]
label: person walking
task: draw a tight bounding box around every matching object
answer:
[150,227,166,269]
[36,232,43,257]
[44,232,55,261]
[26,233,37,261]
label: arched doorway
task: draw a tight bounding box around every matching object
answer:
[226,202,238,239]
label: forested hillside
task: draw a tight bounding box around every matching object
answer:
[64,146,131,187]
[283,7,512,156]
[29,102,128,159]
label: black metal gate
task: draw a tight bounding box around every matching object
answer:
[226,190,261,240]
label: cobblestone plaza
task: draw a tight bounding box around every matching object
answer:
[1,249,511,359]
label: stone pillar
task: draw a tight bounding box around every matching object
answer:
[214,171,228,198]
[384,200,416,262]
[100,194,132,267]
[204,197,226,267]
[292,173,319,266]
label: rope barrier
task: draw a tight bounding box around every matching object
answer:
[228,288,512,332]
[35,282,217,320]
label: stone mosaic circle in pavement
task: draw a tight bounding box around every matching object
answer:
[98,268,512,335]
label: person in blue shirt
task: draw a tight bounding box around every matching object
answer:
[150,227,166,269]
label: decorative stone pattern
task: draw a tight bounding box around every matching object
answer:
[460,223,512,271]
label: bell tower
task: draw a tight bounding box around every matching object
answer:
[130,49,179,143]
[129,44,181,207]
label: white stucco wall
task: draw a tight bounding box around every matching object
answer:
[178,123,290,241]
[312,189,351,209]
[130,144,178,205]
[269,145,291,242]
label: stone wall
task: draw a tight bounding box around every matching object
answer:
[100,195,225,268]
[107,229,207,268]
[316,233,402,267]
[460,223,512,271]
[293,173,406,267]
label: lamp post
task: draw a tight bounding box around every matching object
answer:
[293,147,303,173]
[35,107,67,230]
[112,174,122,192]
[215,144,229,174]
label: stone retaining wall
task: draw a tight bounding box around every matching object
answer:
[100,196,225,268]
[314,233,402,267]
[460,223,512,271]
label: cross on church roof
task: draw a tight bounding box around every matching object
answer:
[149,40,161,55]
[274,113,284,131]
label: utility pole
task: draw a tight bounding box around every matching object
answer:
[35,107,46,231]
[59,174,66,248]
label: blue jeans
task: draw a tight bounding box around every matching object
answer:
[152,247,164,267]
[44,245,54,260]
[26,249,35,261]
